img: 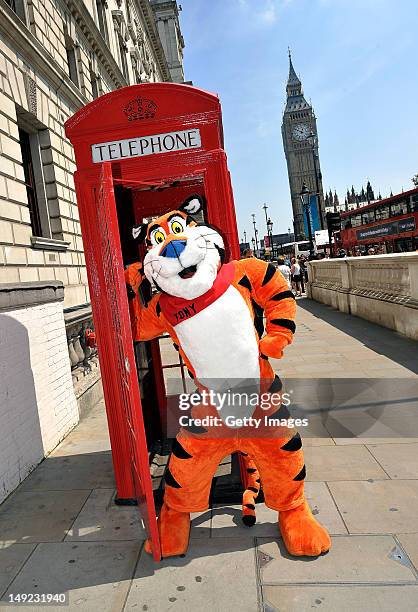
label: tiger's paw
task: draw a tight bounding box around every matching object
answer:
[144,503,190,558]
[279,501,331,557]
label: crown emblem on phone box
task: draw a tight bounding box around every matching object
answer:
[124,97,157,121]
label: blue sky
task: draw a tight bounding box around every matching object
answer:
[179,0,418,242]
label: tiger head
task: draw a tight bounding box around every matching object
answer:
[132,195,225,300]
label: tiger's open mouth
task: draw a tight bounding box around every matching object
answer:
[178,265,197,279]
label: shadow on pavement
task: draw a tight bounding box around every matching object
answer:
[298,298,418,374]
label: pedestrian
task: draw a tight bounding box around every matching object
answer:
[277,257,291,289]
[290,257,302,297]
[367,247,375,256]
[241,248,255,259]
[298,256,307,292]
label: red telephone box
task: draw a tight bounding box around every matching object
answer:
[65,83,241,560]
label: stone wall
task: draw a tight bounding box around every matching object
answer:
[307,253,418,340]
[0,0,173,308]
[0,281,79,504]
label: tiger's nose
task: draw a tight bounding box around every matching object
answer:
[160,240,187,258]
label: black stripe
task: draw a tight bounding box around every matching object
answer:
[244,503,255,510]
[262,263,276,286]
[252,298,265,338]
[187,369,195,379]
[126,284,136,301]
[240,451,249,456]
[269,375,283,393]
[266,404,291,422]
[260,353,269,360]
[293,465,306,481]
[247,468,257,474]
[238,275,252,291]
[156,301,161,316]
[164,467,182,488]
[271,318,296,334]
[171,438,193,459]
[256,478,261,483]
[173,343,179,351]
[271,290,295,301]
[281,433,302,452]
[215,245,226,263]
[248,486,259,494]
[183,423,208,434]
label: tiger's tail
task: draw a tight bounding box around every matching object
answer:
[241,453,261,527]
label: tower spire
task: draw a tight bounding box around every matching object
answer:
[287,49,301,88]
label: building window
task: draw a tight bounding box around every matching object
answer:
[131,54,141,84]
[18,126,52,238]
[118,36,129,80]
[19,128,42,237]
[96,0,109,43]
[65,30,79,87]
[89,63,99,99]
[5,0,27,22]
[375,204,390,221]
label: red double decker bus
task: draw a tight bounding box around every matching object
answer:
[339,187,418,254]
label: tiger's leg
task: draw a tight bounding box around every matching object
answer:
[240,452,261,527]
[246,436,331,557]
[145,436,231,558]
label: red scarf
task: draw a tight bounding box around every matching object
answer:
[159,262,235,327]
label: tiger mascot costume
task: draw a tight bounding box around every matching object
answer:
[125,195,331,559]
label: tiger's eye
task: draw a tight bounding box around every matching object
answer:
[155,230,165,244]
[171,221,183,234]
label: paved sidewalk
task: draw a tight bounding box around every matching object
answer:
[0,298,418,611]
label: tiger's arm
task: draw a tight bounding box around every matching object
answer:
[125,263,166,341]
[239,259,296,358]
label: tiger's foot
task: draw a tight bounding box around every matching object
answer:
[279,501,331,557]
[144,503,190,558]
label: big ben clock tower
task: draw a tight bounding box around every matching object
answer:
[282,51,325,240]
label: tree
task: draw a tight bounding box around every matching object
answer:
[412,174,418,187]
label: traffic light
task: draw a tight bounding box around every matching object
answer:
[326,212,341,232]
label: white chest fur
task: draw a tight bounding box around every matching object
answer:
[174,285,260,382]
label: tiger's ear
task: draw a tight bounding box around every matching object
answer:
[132,223,148,242]
[179,194,204,216]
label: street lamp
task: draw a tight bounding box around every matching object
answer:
[267,217,274,259]
[307,130,324,230]
[251,214,259,255]
[300,182,314,256]
[243,230,247,244]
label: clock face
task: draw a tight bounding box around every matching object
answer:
[292,123,310,141]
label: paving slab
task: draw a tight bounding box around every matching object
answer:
[211,482,347,539]
[18,451,115,491]
[367,443,418,479]
[334,437,418,445]
[303,445,388,481]
[212,503,278,538]
[0,544,36,599]
[262,585,418,612]
[0,541,140,612]
[64,489,145,542]
[304,482,348,535]
[257,535,417,584]
[0,490,91,544]
[190,510,212,539]
[125,537,259,612]
[396,533,418,572]
[328,480,418,533]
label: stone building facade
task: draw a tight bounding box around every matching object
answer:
[0,0,184,304]
[281,52,325,240]
[0,0,185,501]
[150,0,184,83]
